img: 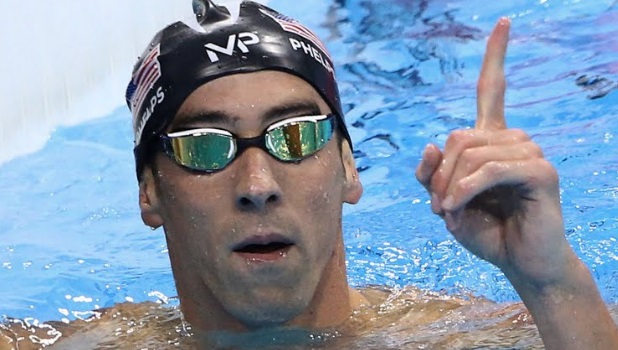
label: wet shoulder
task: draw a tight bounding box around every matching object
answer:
[340,285,541,349]
[1,302,192,350]
[4,291,618,349]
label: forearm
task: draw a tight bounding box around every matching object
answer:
[507,257,618,350]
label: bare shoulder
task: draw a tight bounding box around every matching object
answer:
[1,316,67,350]
[344,286,538,349]
[356,285,533,331]
[1,302,186,350]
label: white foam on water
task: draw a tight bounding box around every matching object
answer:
[0,0,268,165]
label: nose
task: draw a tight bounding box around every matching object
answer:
[234,148,283,211]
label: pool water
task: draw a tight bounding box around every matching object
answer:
[1,0,618,347]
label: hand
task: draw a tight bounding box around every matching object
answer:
[416,18,577,287]
[416,18,618,350]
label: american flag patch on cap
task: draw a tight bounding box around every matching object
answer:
[259,9,332,61]
[126,44,162,114]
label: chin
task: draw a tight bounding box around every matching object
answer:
[225,288,311,329]
[232,303,306,329]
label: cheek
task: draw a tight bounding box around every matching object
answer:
[157,174,231,244]
[158,180,234,283]
[158,168,228,209]
[293,154,346,241]
[308,152,346,204]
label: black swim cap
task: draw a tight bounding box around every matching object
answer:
[126,0,351,180]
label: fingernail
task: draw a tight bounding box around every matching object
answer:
[442,195,455,211]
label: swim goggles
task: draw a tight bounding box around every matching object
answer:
[159,114,336,172]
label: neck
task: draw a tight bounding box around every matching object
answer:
[286,236,358,328]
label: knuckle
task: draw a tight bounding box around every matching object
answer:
[530,158,559,184]
[459,147,475,163]
[481,160,506,178]
[446,129,476,150]
[508,128,531,142]
[523,141,544,158]
[454,177,475,197]
[509,158,559,190]
[477,76,506,93]
[477,76,501,90]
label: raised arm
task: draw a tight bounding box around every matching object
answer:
[416,18,618,349]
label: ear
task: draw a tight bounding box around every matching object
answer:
[341,140,363,204]
[139,166,164,229]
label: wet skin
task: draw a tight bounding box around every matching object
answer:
[416,18,618,349]
[138,71,364,332]
[3,18,617,350]
[134,19,618,348]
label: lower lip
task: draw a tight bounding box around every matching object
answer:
[234,246,292,263]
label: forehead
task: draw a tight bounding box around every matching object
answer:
[173,70,331,124]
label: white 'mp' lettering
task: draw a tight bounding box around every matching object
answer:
[205,35,237,62]
[237,32,259,52]
[205,32,261,62]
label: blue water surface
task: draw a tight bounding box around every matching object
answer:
[2,0,618,323]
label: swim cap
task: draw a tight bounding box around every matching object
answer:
[126,0,351,180]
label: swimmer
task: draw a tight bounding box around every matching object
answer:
[2,1,617,349]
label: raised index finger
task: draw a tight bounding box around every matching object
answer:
[476,17,511,130]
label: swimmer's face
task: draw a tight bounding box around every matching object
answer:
[138,71,362,328]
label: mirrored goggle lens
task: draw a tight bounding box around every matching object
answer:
[266,116,334,161]
[163,131,235,171]
[161,114,335,172]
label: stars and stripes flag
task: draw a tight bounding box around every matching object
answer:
[126,44,162,114]
[259,9,332,61]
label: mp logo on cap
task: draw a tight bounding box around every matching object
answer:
[204,32,260,63]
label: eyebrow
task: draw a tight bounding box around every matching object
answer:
[171,100,323,131]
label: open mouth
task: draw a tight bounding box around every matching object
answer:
[234,242,293,254]
[232,235,294,261]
